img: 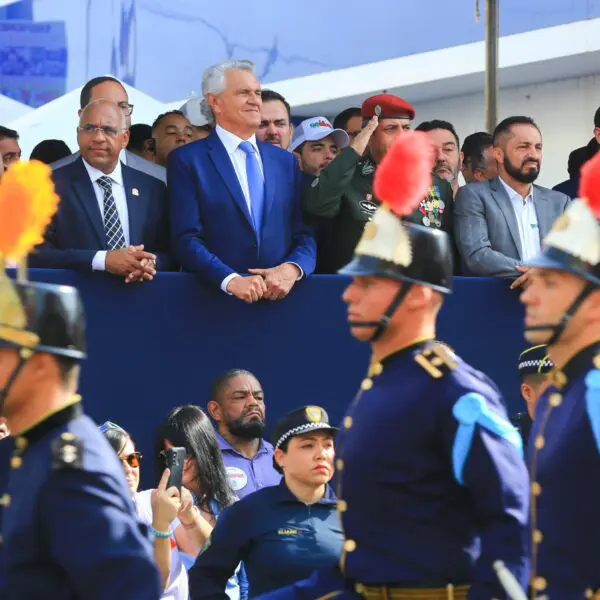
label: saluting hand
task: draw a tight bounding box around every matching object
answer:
[350,116,378,158]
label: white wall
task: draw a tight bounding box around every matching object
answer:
[414,73,600,189]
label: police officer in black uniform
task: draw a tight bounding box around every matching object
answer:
[520,154,600,599]
[260,131,529,600]
[302,93,454,274]
[511,345,554,446]
[0,164,161,598]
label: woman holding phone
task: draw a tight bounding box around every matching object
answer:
[188,405,343,599]
[155,405,247,600]
[100,421,206,600]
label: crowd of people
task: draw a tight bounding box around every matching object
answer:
[1,58,599,298]
[1,57,600,600]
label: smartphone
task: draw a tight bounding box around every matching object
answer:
[165,447,186,490]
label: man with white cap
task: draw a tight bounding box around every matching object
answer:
[180,97,213,141]
[291,117,349,177]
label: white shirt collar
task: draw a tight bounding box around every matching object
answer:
[82,157,124,187]
[215,124,259,155]
[498,176,533,203]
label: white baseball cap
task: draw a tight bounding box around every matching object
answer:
[290,116,349,152]
[180,98,209,127]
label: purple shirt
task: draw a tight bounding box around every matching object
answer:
[216,432,281,499]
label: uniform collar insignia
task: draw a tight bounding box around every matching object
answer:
[17,400,82,449]
[559,340,600,386]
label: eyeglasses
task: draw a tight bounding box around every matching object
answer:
[118,101,134,116]
[98,420,126,434]
[78,124,124,138]
[121,452,142,468]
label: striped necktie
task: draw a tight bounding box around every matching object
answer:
[97,175,126,250]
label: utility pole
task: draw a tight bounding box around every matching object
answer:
[485,0,500,133]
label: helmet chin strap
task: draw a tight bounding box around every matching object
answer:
[348,283,413,343]
[0,352,30,418]
[525,282,594,347]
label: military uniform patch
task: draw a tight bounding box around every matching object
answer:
[360,160,375,176]
[414,342,458,379]
[359,199,378,216]
[51,432,83,470]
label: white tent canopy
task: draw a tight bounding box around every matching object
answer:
[7,82,165,159]
[0,95,33,124]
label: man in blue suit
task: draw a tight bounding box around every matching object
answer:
[30,99,172,282]
[168,60,316,303]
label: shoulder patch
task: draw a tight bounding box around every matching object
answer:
[51,432,83,470]
[414,342,458,379]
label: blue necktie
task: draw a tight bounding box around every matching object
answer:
[238,141,265,235]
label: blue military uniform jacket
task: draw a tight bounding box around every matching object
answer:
[259,340,530,600]
[0,400,162,599]
[528,341,600,599]
[189,480,343,599]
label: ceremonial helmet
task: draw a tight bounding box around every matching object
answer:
[339,130,453,294]
[0,161,86,361]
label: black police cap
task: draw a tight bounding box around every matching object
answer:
[272,405,338,450]
[518,345,553,378]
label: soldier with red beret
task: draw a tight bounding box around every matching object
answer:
[302,93,454,274]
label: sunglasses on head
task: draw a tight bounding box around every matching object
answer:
[99,421,127,434]
[121,452,142,468]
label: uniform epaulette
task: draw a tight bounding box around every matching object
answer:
[414,342,458,379]
[51,432,83,470]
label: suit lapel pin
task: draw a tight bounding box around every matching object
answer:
[132,188,139,196]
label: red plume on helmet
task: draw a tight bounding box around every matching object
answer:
[373,131,435,217]
[579,150,600,219]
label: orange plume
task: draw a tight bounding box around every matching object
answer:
[0,160,60,261]
[373,131,435,216]
[579,150,600,219]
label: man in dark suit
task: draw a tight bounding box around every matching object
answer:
[168,59,316,303]
[52,76,166,183]
[30,99,172,282]
[454,116,570,287]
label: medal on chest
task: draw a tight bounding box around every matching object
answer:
[418,185,445,227]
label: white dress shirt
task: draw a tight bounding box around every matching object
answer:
[82,158,130,271]
[499,176,541,261]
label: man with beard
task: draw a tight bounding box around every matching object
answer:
[302,94,454,274]
[207,369,281,498]
[416,119,462,196]
[256,90,293,150]
[454,116,570,283]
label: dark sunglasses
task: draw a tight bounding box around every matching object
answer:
[121,452,142,468]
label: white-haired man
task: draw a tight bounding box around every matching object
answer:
[168,60,316,303]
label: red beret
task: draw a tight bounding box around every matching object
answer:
[361,94,415,120]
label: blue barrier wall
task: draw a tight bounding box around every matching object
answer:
[25,270,526,486]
